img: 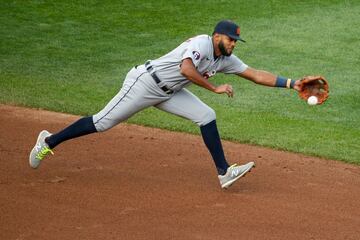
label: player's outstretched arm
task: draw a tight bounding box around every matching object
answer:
[237,67,301,91]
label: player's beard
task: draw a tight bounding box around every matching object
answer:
[219,40,232,57]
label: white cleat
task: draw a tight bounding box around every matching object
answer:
[29,130,53,169]
[218,162,255,189]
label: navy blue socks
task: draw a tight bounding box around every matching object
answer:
[45,116,97,149]
[200,120,229,175]
[45,117,229,175]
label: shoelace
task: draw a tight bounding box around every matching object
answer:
[36,147,54,160]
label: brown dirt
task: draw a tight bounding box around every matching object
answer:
[0,104,359,240]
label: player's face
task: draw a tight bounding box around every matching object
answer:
[219,35,237,56]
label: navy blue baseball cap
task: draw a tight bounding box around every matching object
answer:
[213,20,246,42]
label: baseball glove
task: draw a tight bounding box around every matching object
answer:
[298,76,329,104]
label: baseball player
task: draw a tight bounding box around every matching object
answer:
[29,20,303,189]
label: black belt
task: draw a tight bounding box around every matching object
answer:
[144,61,173,94]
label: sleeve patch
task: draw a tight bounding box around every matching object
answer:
[192,51,201,60]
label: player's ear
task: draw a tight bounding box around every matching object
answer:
[212,33,221,42]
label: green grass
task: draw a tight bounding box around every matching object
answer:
[1,0,359,163]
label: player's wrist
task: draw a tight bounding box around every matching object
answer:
[210,83,219,93]
[275,76,296,89]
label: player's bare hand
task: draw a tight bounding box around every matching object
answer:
[215,84,234,97]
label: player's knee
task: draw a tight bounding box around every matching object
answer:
[198,108,216,126]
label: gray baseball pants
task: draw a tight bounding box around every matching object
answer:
[93,64,216,132]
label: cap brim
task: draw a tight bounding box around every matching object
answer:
[228,34,246,42]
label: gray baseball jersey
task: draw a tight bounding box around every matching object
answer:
[93,34,248,132]
[150,34,248,92]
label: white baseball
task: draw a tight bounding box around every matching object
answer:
[307,96,318,105]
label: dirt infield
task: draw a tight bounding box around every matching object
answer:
[0,104,359,240]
